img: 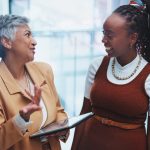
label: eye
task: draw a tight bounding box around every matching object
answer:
[25,32,31,37]
[102,30,106,35]
[102,30,114,40]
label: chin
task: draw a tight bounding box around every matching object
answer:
[30,55,34,60]
[30,58,34,62]
[26,57,34,63]
[107,53,114,57]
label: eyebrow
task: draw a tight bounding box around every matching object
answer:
[25,30,31,33]
[24,30,32,35]
[103,30,115,35]
[103,29,114,33]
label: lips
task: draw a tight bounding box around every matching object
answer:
[30,48,35,54]
[105,47,111,52]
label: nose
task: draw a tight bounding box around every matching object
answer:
[31,37,37,46]
[102,35,108,44]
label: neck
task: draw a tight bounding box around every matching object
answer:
[116,51,137,66]
[3,58,26,80]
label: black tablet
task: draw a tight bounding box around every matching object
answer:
[30,112,94,139]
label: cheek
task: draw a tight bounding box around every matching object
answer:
[112,38,129,53]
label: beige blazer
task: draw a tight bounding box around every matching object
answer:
[0,61,67,150]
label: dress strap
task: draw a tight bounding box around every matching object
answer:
[95,56,110,80]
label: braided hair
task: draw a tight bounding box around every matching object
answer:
[113,3,150,62]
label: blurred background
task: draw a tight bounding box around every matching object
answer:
[0,0,129,149]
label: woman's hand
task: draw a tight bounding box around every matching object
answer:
[50,129,69,142]
[19,85,42,121]
[50,130,68,137]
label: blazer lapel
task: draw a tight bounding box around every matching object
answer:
[0,61,20,94]
[0,61,33,100]
[25,63,46,88]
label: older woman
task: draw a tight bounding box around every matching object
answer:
[0,15,68,150]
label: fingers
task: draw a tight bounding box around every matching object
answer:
[33,85,42,104]
[50,130,68,137]
[19,103,41,121]
[19,84,42,120]
[25,84,42,105]
[25,89,34,99]
[19,108,30,121]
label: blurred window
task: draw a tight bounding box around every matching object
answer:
[9,0,128,116]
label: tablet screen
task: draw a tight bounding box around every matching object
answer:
[30,112,94,139]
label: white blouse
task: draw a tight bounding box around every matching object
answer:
[84,55,150,114]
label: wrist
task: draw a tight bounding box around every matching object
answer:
[19,111,30,122]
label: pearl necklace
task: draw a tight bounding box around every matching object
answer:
[112,55,142,80]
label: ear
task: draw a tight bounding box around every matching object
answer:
[130,32,138,46]
[1,37,12,49]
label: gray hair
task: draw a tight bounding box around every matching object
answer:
[0,15,29,58]
[0,14,29,41]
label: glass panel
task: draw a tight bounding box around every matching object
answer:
[9,0,110,116]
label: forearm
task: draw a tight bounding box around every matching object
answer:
[147,116,150,150]
[147,134,150,150]
[0,117,24,150]
[13,114,32,133]
[0,113,33,150]
[71,97,92,150]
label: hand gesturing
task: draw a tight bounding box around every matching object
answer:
[19,85,42,121]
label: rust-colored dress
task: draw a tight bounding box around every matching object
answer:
[71,56,150,150]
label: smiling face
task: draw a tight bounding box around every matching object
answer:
[102,13,137,58]
[4,24,37,63]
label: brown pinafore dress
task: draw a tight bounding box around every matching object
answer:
[78,56,150,150]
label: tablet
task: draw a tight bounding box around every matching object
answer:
[30,112,94,139]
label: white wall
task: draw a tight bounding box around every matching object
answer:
[0,0,9,14]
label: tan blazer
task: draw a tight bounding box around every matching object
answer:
[0,61,67,150]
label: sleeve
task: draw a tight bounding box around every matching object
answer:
[144,74,150,116]
[37,63,69,142]
[0,100,26,150]
[84,56,104,99]
[13,114,32,133]
[43,63,68,121]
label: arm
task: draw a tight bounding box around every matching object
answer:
[0,103,25,150]
[36,63,69,142]
[0,85,42,150]
[145,74,150,149]
[147,116,150,150]
[71,57,102,150]
[48,66,69,142]
[43,63,67,119]
[71,97,92,150]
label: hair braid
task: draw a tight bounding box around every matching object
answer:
[114,5,150,62]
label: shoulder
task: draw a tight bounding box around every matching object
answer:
[27,61,52,69]
[141,58,150,74]
[27,61,53,72]
[84,56,105,98]
[86,55,105,83]
[88,55,105,74]
[26,61,54,78]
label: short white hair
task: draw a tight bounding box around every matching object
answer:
[0,14,29,41]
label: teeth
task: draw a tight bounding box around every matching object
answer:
[105,47,111,52]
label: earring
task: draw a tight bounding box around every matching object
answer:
[129,43,133,50]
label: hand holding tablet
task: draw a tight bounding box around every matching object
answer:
[30,112,94,139]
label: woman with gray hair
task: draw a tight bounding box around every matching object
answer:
[0,15,68,150]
